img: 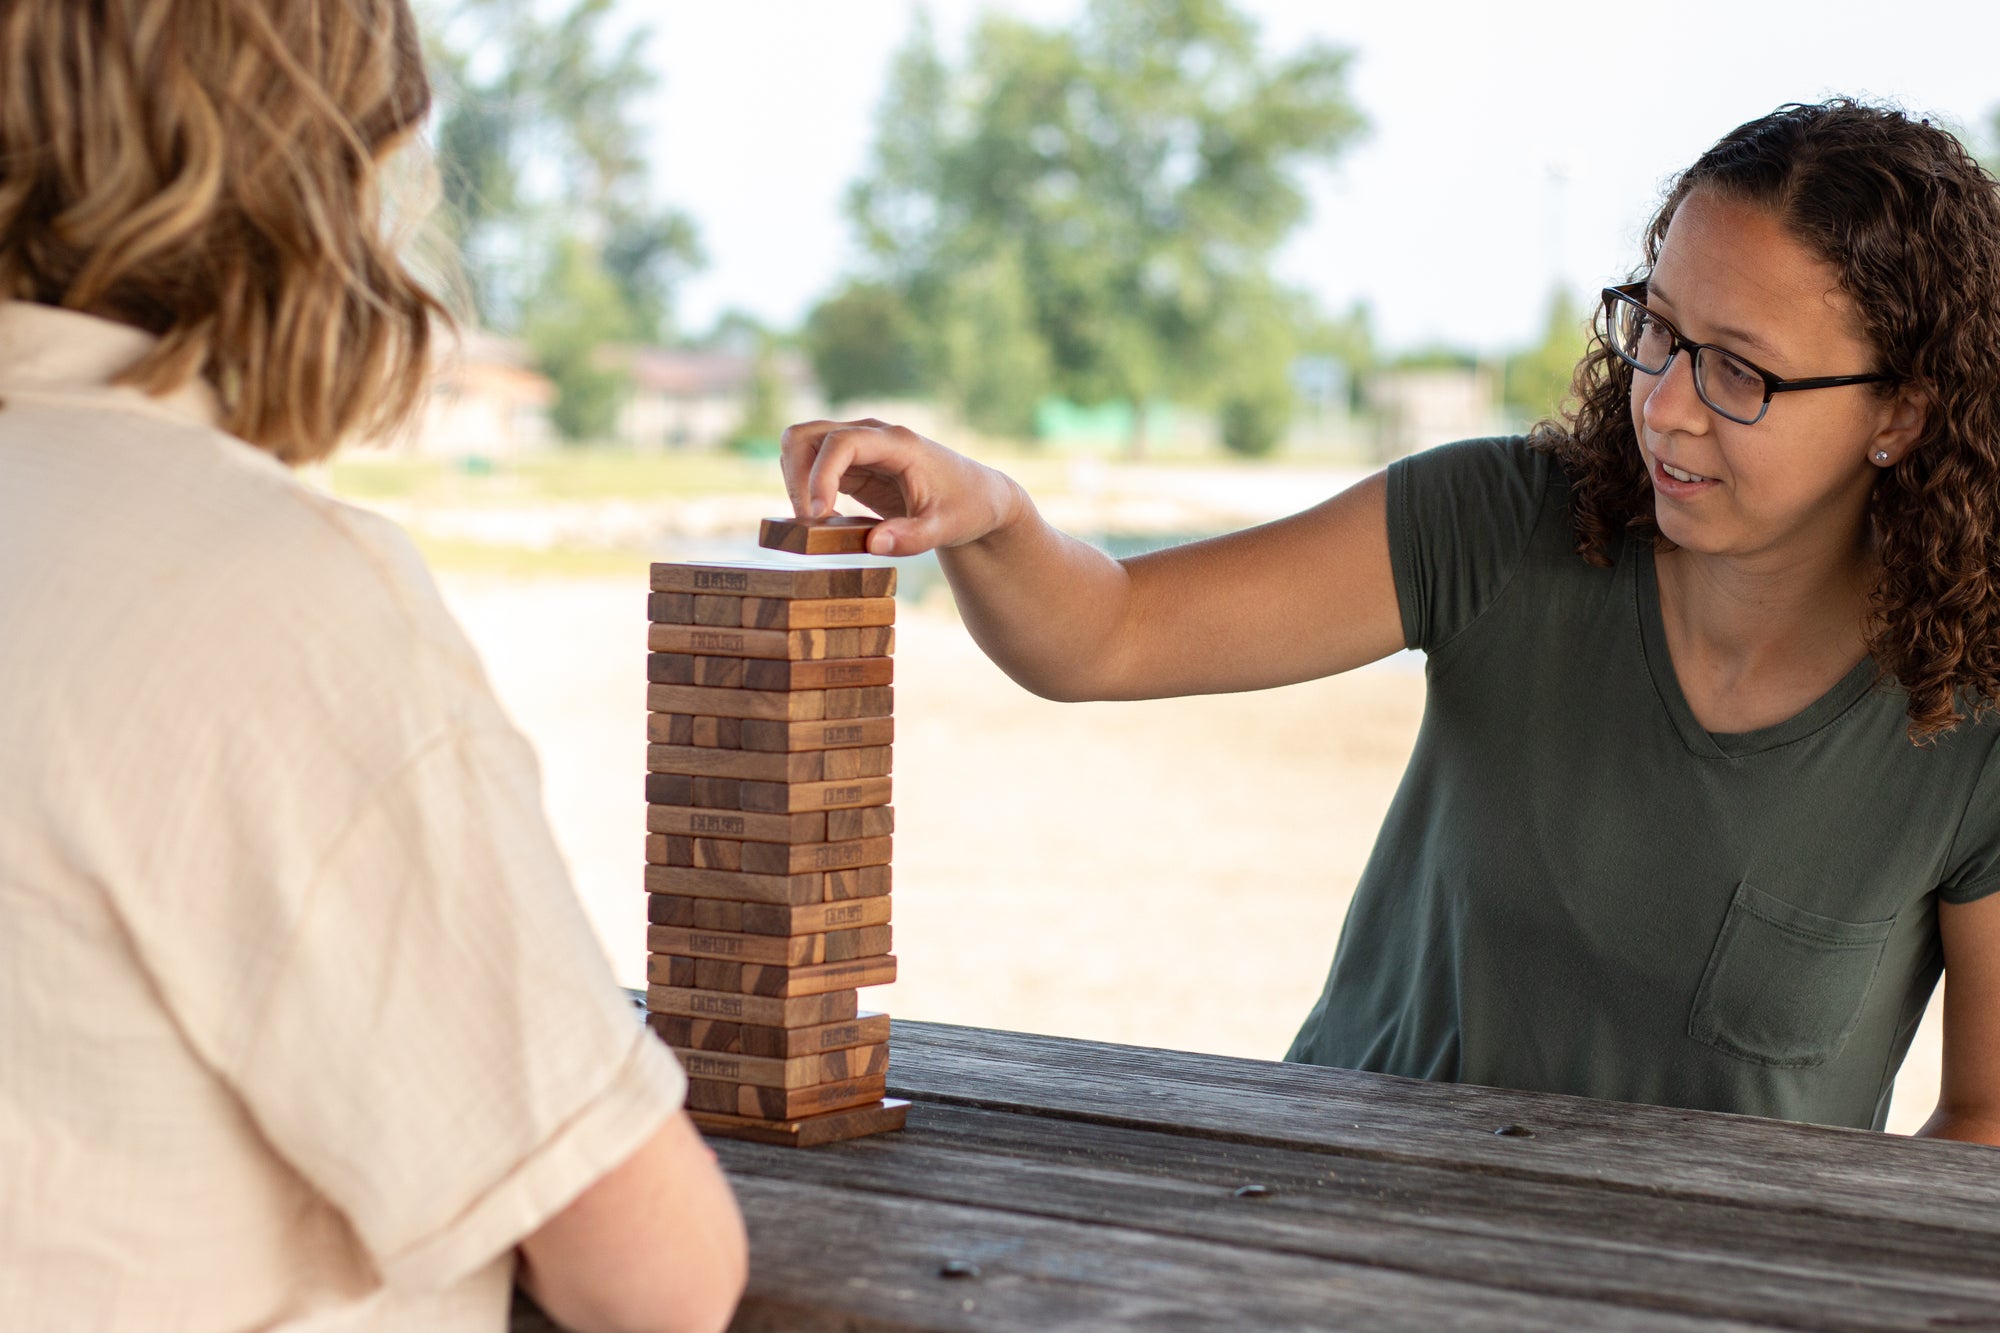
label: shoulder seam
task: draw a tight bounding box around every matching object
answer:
[1426,439,1557,659]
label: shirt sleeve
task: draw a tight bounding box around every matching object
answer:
[1941,743,2000,905]
[214,713,686,1290]
[1384,436,1558,653]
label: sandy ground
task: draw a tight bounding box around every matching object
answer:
[440,575,1946,1137]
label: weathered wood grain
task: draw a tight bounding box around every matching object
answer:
[648,1010,892,1059]
[740,717,895,752]
[645,803,826,844]
[884,1023,2000,1234]
[650,562,895,600]
[647,893,892,936]
[759,515,880,555]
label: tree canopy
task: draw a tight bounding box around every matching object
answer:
[815,0,1364,451]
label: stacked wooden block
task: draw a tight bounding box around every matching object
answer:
[643,559,908,1146]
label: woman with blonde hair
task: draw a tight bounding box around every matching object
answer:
[0,3,745,1329]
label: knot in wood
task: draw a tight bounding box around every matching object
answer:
[938,1260,982,1280]
[1493,1123,1536,1138]
[1231,1183,1273,1199]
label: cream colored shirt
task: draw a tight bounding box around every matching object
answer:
[0,303,686,1330]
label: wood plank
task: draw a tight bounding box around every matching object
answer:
[645,985,858,1027]
[822,686,894,720]
[647,923,891,966]
[646,804,826,844]
[827,806,895,840]
[648,893,892,936]
[646,713,745,747]
[740,835,893,876]
[759,515,879,555]
[740,717,894,752]
[714,1100,2000,1331]
[824,865,891,900]
[818,746,893,780]
[742,657,895,691]
[674,1041,891,1090]
[739,776,892,813]
[645,744,825,783]
[715,1174,1750,1332]
[883,1023,2000,1234]
[646,683,826,722]
[742,597,896,630]
[646,623,842,661]
[687,1073,888,1118]
[648,1010,892,1059]
[646,592,695,624]
[690,1098,909,1148]
[692,594,743,626]
[663,953,896,998]
[651,562,895,599]
[647,653,752,688]
[642,773,745,809]
[643,864,825,906]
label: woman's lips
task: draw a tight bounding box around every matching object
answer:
[1651,454,1719,499]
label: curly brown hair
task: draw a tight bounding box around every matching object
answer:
[1531,100,2000,742]
[0,0,445,464]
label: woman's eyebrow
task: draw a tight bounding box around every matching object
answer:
[1645,278,1782,359]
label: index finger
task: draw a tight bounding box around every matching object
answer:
[779,420,840,519]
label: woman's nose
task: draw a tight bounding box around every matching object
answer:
[1640,351,1711,437]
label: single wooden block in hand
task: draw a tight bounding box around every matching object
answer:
[759,516,880,555]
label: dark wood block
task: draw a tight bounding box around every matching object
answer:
[741,657,894,691]
[647,834,743,871]
[687,1072,889,1119]
[677,953,896,998]
[823,686,894,721]
[643,773,753,809]
[647,804,826,844]
[647,923,891,967]
[672,1041,890,1091]
[739,835,892,876]
[693,594,742,627]
[758,516,879,556]
[688,1096,908,1147]
[826,806,895,840]
[650,562,895,600]
[645,985,859,1027]
[645,864,825,906]
[647,683,827,722]
[648,893,892,936]
[647,623,846,661]
[647,592,696,624]
[647,1010,891,1059]
[738,776,892,814]
[740,717,894,753]
[646,745,825,783]
[648,954,698,987]
[824,864,892,901]
[646,714,745,748]
[643,654,750,688]
[741,597,896,630]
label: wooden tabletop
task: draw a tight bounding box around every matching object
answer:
[522,1019,2000,1331]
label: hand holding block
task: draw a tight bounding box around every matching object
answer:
[760,516,880,555]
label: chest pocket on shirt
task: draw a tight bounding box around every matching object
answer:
[1687,882,1897,1069]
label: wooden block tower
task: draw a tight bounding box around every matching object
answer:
[643,537,907,1146]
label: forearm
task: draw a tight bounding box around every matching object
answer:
[1915,1107,2000,1146]
[937,479,1137,702]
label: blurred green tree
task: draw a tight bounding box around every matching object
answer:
[1502,287,1589,425]
[842,0,1364,452]
[804,284,929,408]
[422,0,701,439]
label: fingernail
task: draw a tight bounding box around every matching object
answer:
[809,497,827,518]
[872,530,895,556]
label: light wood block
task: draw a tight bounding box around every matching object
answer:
[759,516,879,555]
[658,953,897,998]
[648,923,892,966]
[742,597,896,630]
[648,1010,891,1059]
[648,623,892,661]
[823,686,894,720]
[739,717,894,753]
[824,865,892,900]
[651,562,895,600]
[646,683,827,722]
[644,864,824,906]
[688,1097,909,1147]
[673,1041,890,1090]
[645,985,859,1027]
[826,806,895,840]
[741,657,894,691]
[738,776,892,814]
[646,804,828,844]
[687,1072,888,1119]
[646,745,827,783]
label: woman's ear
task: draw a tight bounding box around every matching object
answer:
[1870,386,1928,467]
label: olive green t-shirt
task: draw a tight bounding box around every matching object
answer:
[1285,437,2000,1130]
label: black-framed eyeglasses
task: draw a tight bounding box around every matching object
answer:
[1600,282,1893,426]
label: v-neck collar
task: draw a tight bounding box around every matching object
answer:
[1632,540,1880,759]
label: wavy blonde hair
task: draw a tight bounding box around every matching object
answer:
[0,0,446,464]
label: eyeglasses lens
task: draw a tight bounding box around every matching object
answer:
[1606,292,1767,425]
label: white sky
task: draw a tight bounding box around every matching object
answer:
[644,0,2000,355]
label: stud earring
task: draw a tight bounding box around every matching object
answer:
[1874,450,1891,463]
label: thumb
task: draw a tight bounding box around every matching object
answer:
[868,512,947,558]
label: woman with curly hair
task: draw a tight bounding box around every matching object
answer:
[0,2,744,1329]
[781,99,2000,1142]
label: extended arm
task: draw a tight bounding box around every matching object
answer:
[1917,892,2000,1145]
[781,418,1405,701]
